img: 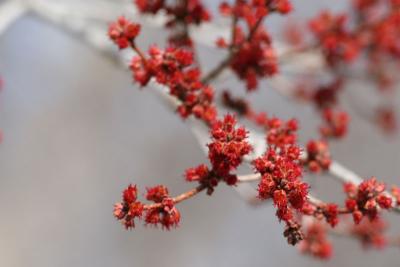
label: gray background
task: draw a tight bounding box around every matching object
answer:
[1,0,400,266]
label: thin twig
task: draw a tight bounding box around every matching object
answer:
[143,184,206,210]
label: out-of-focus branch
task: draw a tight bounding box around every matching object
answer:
[0,0,28,35]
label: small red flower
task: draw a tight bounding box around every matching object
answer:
[351,218,388,249]
[132,45,217,124]
[230,27,278,91]
[253,144,308,223]
[114,184,144,229]
[300,222,333,259]
[303,140,331,173]
[144,186,181,229]
[108,16,141,49]
[344,177,392,224]
[320,108,349,139]
[185,115,252,194]
[309,11,360,66]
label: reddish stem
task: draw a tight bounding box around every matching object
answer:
[143,184,206,210]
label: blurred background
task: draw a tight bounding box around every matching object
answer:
[1,0,400,266]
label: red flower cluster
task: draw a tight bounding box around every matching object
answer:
[229,27,278,91]
[217,1,288,91]
[209,114,252,175]
[135,0,165,14]
[129,45,217,124]
[185,114,252,194]
[113,184,144,229]
[300,222,333,259]
[144,185,181,229]
[304,203,339,227]
[136,0,210,48]
[320,108,349,139]
[220,0,292,25]
[344,177,392,224]
[351,218,387,249]
[303,140,331,173]
[309,11,360,66]
[266,118,298,148]
[114,184,181,230]
[108,16,141,49]
[136,0,210,26]
[253,146,308,222]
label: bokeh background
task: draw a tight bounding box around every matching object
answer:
[1,0,400,266]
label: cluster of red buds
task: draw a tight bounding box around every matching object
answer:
[350,218,387,249]
[114,184,181,230]
[302,202,340,228]
[135,0,210,47]
[215,1,291,90]
[299,222,333,259]
[131,45,217,124]
[344,177,393,224]
[113,184,144,229]
[108,16,141,49]
[309,11,359,66]
[185,114,252,194]
[252,117,308,244]
[109,15,217,124]
[303,140,331,173]
[319,108,349,139]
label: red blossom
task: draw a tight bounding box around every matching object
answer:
[185,115,251,194]
[230,27,278,91]
[114,184,144,229]
[208,114,252,175]
[309,11,360,66]
[144,186,181,229]
[303,140,331,173]
[108,16,141,49]
[344,177,392,224]
[322,203,339,227]
[135,0,165,14]
[300,222,333,259]
[129,45,217,124]
[265,118,298,148]
[253,145,308,223]
[351,218,388,249]
[320,108,349,139]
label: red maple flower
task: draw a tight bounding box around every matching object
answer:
[108,16,141,49]
[303,140,331,173]
[230,27,278,91]
[351,218,388,249]
[344,177,392,224]
[320,108,349,139]
[185,114,252,194]
[253,146,308,222]
[114,184,144,229]
[144,185,181,229]
[300,222,333,259]
[309,11,360,66]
